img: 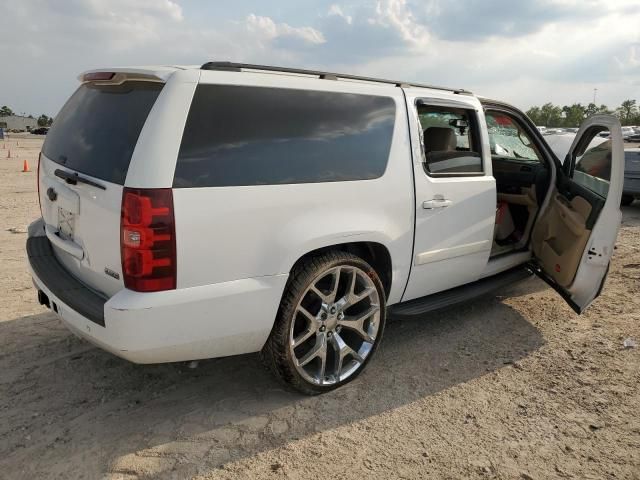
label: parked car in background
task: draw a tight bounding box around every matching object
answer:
[618,126,636,140]
[30,127,49,135]
[545,133,638,206]
[544,133,607,161]
[26,62,625,394]
[622,148,640,205]
[627,130,640,143]
[543,128,566,135]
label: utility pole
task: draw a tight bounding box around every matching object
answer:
[593,88,598,105]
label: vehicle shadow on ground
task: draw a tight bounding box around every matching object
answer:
[0,277,547,479]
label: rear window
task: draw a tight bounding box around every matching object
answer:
[174,85,396,187]
[43,81,163,185]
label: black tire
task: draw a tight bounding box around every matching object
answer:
[621,194,634,206]
[261,251,387,395]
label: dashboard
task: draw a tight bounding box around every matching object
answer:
[492,156,550,204]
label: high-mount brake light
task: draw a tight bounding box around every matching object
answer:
[84,72,116,82]
[120,188,176,292]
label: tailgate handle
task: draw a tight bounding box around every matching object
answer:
[45,224,84,260]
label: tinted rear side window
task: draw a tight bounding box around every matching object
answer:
[174,85,396,187]
[43,81,163,185]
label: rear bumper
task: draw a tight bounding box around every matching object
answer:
[27,219,288,363]
[27,235,107,326]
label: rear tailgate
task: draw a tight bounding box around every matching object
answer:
[39,79,164,297]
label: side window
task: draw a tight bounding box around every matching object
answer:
[485,111,542,162]
[174,85,396,187]
[417,104,483,175]
[571,127,611,198]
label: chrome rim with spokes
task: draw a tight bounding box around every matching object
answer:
[289,265,381,386]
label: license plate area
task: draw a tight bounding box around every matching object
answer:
[57,207,75,240]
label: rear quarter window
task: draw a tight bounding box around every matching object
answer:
[174,85,396,187]
[43,81,163,185]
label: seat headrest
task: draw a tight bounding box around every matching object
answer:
[424,127,456,152]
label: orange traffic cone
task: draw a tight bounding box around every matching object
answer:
[22,160,29,172]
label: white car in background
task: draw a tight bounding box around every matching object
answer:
[622,126,636,140]
[26,62,625,394]
[544,133,607,162]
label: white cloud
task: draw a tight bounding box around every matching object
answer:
[369,0,429,49]
[328,5,352,25]
[0,0,639,116]
[246,14,326,45]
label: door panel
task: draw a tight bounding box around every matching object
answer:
[401,90,495,302]
[531,115,624,312]
[532,189,592,287]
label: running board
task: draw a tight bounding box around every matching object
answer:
[388,266,533,318]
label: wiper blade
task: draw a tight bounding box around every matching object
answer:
[54,169,106,190]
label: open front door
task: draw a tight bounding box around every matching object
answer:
[531,115,624,313]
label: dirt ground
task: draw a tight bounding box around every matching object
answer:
[1,135,639,480]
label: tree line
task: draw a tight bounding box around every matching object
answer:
[3,98,640,130]
[0,105,53,127]
[526,100,639,128]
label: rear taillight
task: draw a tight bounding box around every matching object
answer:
[120,188,176,292]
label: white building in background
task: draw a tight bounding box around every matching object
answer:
[0,115,38,131]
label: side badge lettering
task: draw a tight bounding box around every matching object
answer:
[104,267,120,280]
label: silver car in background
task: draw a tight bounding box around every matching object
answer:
[622,148,640,205]
[544,133,638,206]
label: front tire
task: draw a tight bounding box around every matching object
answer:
[621,194,634,206]
[261,251,386,395]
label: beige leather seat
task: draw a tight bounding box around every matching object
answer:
[424,127,456,155]
[423,127,461,172]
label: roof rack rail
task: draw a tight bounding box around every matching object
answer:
[200,61,471,95]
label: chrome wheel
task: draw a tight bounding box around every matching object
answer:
[289,265,381,386]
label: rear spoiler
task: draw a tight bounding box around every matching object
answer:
[78,67,176,85]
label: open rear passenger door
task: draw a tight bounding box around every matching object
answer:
[530,115,624,313]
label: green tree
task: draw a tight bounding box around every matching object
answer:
[616,99,637,125]
[562,103,586,127]
[525,106,543,125]
[582,103,611,118]
[596,104,612,115]
[539,103,563,127]
[37,114,50,127]
[0,105,13,117]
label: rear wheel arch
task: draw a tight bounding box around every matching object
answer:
[288,242,392,299]
[262,249,387,394]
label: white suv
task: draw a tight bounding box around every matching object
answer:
[27,62,624,394]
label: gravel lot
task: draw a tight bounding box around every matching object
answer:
[1,136,639,479]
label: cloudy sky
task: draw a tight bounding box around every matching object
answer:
[1,0,639,116]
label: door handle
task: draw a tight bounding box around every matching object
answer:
[423,198,452,209]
